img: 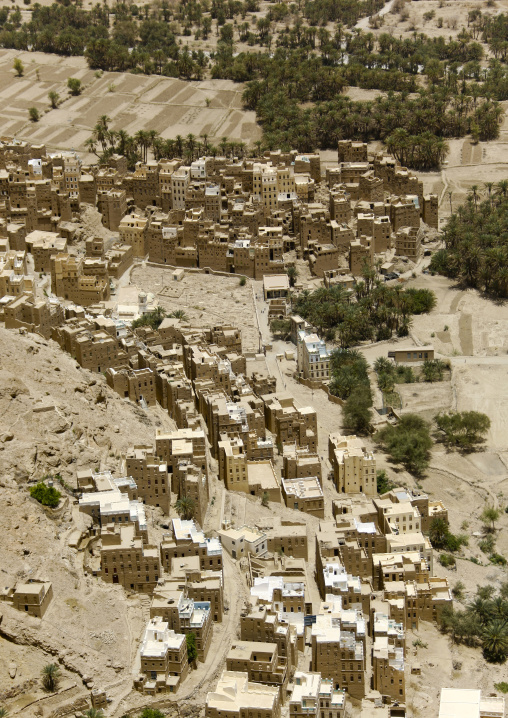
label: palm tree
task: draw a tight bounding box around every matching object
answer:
[175,134,184,157]
[482,620,508,662]
[81,710,105,718]
[94,115,112,153]
[0,708,9,717]
[428,517,449,549]
[175,496,196,520]
[186,133,197,160]
[42,664,61,692]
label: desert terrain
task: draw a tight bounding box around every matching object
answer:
[0,0,508,714]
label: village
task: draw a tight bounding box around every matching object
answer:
[0,134,506,718]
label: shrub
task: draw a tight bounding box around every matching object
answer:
[30,482,61,508]
[48,90,60,108]
[67,77,82,95]
[404,288,436,314]
[495,682,508,693]
[479,535,496,554]
[452,581,465,599]
[489,553,507,566]
[239,276,247,286]
[13,58,23,76]
[439,553,456,568]
[28,107,40,122]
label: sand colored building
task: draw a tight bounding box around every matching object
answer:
[338,140,368,164]
[372,637,405,702]
[97,188,127,231]
[372,552,430,591]
[254,517,309,560]
[4,580,54,618]
[262,393,318,452]
[226,641,289,700]
[25,230,67,272]
[79,485,147,538]
[219,525,267,559]
[311,596,366,699]
[328,434,376,495]
[282,446,322,484]
[51,253,110,306]
[282,476,324,518]
[106,366,156,406]
[119,213,148,257]
[124,445,170,513]
[160,519,222,573]
[206,670,281,718]
[395,225,423,261]
[164,559,224,622]
[100,524,161,593]
[134,616,189,694]
[297,331,330,382]
[150,587,213,661]
[155,427,208,477]
[240,602,297,668]
[290,672,346,718]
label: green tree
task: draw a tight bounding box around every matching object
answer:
[139,710,166,718]
[186,632,198,664]
[67,77,82,95]
[287,266,298,287]
[376,469,395,495]
[169,309,189,321]
[48,91,60,109]
[481,505,500,532]
[175,495,196,520]
[28,107,40,122]
[81,710,105,718]
[261,491,269,507]
[435,411,490,448]
[42,664,61,692]
[375,414,433,475]
[131,307,166,330]
[13,58,24,77]
[429,517,450,549]
[30,482,61,508]
[482,620,508,662]
[422,359,446,382]
[342,385,373,435]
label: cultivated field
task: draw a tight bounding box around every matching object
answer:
[0,48,260,163]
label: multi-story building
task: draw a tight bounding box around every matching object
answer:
[134,616,189,694]
[124,445,170,513]
[150,587,213,661]
[206,671,281,718]
[226,641,289,700]
[100,524,161,593]
[160,519,222,574]
[328,434,376,495]
[119,213,148,257]
[297,331,330,383]
[282,477,324,518]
